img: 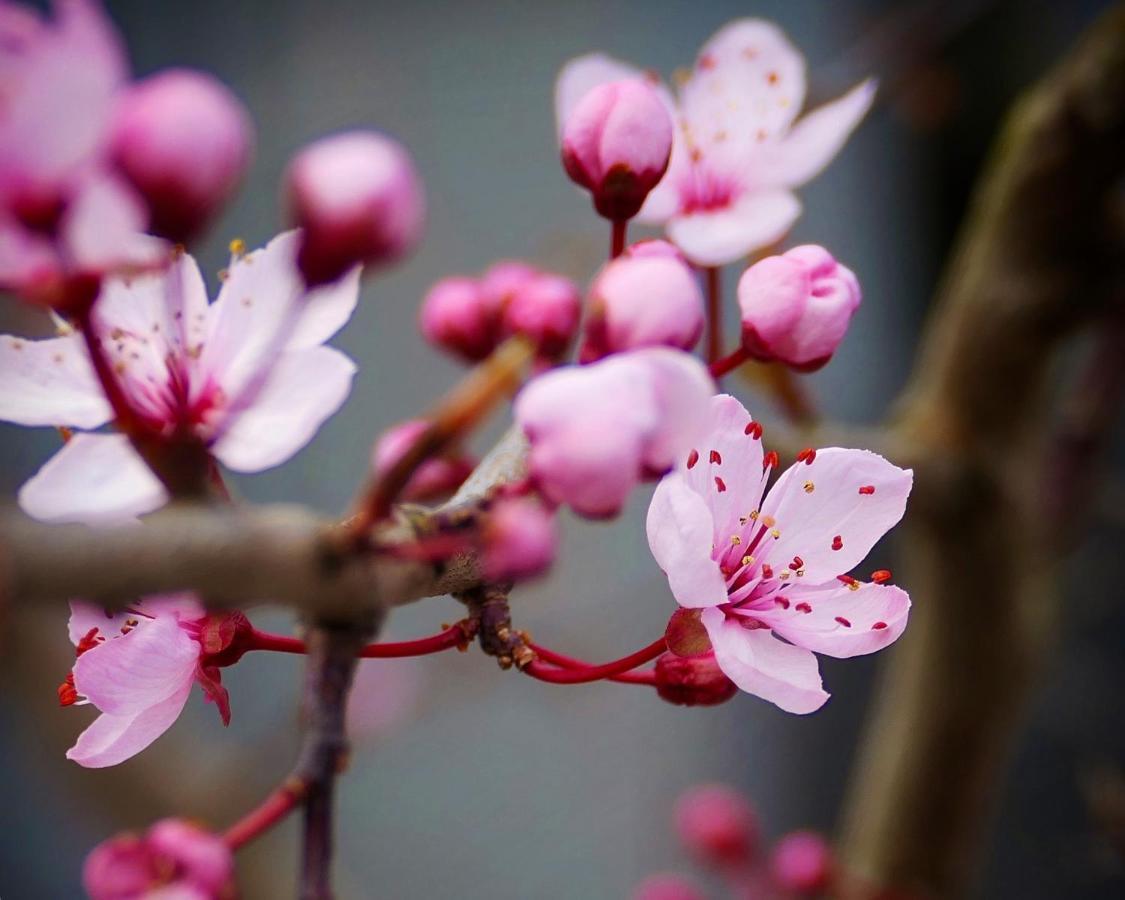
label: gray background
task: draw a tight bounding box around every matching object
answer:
[1,1,1122,897]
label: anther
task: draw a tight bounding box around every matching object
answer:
[872,621,888,630]
[714,476,727,493]
[803,480,815,493]
[831,535,843,551]
[709,450,722,465]
[775,597,790,609]
[859,485,876,495]
[795,602,812,614]
[835,616,852,628]
[761,564,773,579]
[687,449,699,469]
[788,556,803,571]
[763,451,779,469]
[796,447,816,464]
[871,569,892,584]
[745,421,763,439]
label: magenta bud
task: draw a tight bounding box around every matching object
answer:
[738,245,861,372]
[674,784,759,868]
[419,276,496,361]
[286,130,425,286]
[482,497,558,583]
[631,873,707,900]
[561,78,673,221]
[580,253,703,361]
[654,652,737,707]
[372,419,475,502]
[110,69,253,243]
[769,831,833,895]
[479,260,540,318]
[500,272,581,359]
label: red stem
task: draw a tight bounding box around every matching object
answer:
[246,624,470,659]
[530,641,659,686]
[522,637,666,684]
[223,780,305,851]
[705,266,723,365]
[710,346,749,380]
[611,219,628,259]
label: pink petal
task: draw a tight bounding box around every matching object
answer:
[0,331,108,428]
[18,432,168,524]
[61,172,167,273]
[758,581,910,659]
[211,344,356,472]
[702,607,828,714]
[68,599,137,646]
[666,189,800,267]
[554,53,672,139]
[287,265,361,350]
[66,677,192,769]
[73,613,199,716]
[647,473,728,609]
[756,79,876,188]
[0,217,59,288]
[634,347,716,474]
[758,448,912,584]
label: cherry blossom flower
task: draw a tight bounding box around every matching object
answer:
[646,395,911,713]
[0,230,359,524]
[556,20,875,266]
[61,595,237,768]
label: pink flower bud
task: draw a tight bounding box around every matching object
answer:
[110,69,253,243]
[654,652,738,707]
[372,419,475,502]
[674,784,759,868]
[623,239,683,260]
[479,260,540,318]
[84,818,234,900]
[561,78,673,221]
[737,245,861,372]
[631,873,707,900]
[286,130,425,286]
[499,272,581,359]
[419,276,496,362]
[769,831,833,895]
[482,497,558,582]
[514,349,713,518]
[580,254,704,361]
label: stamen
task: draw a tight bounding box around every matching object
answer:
[859,485,876,495]
[796,447,816,464]
[775,597,790,609]
[763,451,779,469]
[803,480,815,493]
[871,569,892,584]
[730,535,741,545]
[687,449,699,469]
[832,535,843,551]
[872,621,888,630]
[745,421,763,439]
[795,602,812,614]
[714,476,727,493]
[788,556,803,571]
[741,555,755,567]
[761,564,773,579]
[709,449,722,465]
[837,574,857,586]
[835,616,852,628]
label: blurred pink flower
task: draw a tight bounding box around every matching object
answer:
[481,496,558,582]
[0,231,359,524]
[371,418,475,502]
[515,348,714,518]
[647,395,911,713]
[84,817,234,899]
[556,20,875,266]
[738,244,861,371]
[769,830,833,895]
[631,873,707,900]
[674,783,759,868]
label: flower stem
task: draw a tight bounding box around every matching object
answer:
[527,641,660,686]
[710,346,749,380]
[705,266,723,366]
[611,219,628,259]
[523,636,666,684]
[247,622,473,659]
[223,778,307,851]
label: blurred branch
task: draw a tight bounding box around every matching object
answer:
[840,5,1125,897]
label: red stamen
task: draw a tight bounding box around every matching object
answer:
[871,569,892,584]
[797,447,816,464]
[76,627,100,656]
[859,485,876,495]
[774,597,790,609]
[714,476,727,493]
[57,673,78,707]
[709,449,722,465]
[763,451,779,469]
[832,535,843,551]
[761,564,773,579]
[835,616,852,627]
[795,602,812,614]
[687,449,699,469]
[837,574,857,585]
[872,621,888,630]
[788,555,803,571]
[745,421,763,439]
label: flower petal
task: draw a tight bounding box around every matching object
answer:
[554,53,673,139]
[66,677,192,769]
[73,612,199,716]
[62,172,167,273]
[647,472,728,609]
[211,345,356,472]
[0,331,108,428]
[667,189,800,267]
[702,607,828,713]
[287,265,361,350]
[18,432,168,524]
[68,594,204,646]
[758,448,912,584]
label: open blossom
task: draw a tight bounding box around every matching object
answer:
[647,395,911,713]
[0,230,359,524]
[556,20,875,266]
[515,348,714,518]
[84,817,234,899]
[0,0,164,309]
[738,244,860,371]
[61,596,245,768]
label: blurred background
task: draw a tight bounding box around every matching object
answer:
[1,0,1122,897]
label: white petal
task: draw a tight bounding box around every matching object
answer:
[0,332,109,428]
[667,190,800,267]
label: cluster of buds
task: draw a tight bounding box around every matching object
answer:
[420,260,581,362]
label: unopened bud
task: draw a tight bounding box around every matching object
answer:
[769,831,833,895]
[674,784,759,867]
[482,497,558,583]
[654,651,737,706]
[419,276,496,362]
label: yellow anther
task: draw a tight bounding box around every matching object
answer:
[741,555,755,567]
[730,535,741,545]
[229,237,246,257]
[770,529,781,539]
[803,481,815,494]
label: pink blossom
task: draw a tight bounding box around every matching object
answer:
[738,244,860,371]
[557,21,875,266]
[674,783,759,868]
[0,231,359,524]
[419,276,495,362]
[580,251,704,361]
[0,0,164,309]
[560,78,673,221]
[61,595,237,768]
[514,348,714,518]
[631,873,707,900]
[769,830,833,894]
[482,496,558,582]
[497,271,581,359]
[646,395,911,713]
[371,418,475,501]
[110,69,253,243]
[285,130,425,286]
[83,817,234,899]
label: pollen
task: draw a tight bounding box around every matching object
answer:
[779,571,790,580]
[770,529,781,539]
[730,535,741,545]
[741,555,755,567]
[767,71,779,85]
[229,237,246,257]
[760,515,776,528]
[803,480,815,493]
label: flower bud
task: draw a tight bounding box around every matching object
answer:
[580,253,704,361]
[110,69,253,243]
[372,419,475,501]
[674,784,759,868]
[654,652,737,706]
[561,78,673,221]
[480,260,540,318]
[419,276,496,362]
[286,130,425,286]
[623,238,683,260]
[737,245,860,372]
[482,497,558,582]
[84,818,234,900]
[499,271,581,359]
[196,611,255,668]
[769,831,833,895]
[631,873,707,900]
